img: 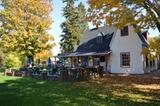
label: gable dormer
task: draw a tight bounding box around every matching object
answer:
[96,32,104,43]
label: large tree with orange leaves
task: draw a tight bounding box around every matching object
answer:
[0,0,54,64]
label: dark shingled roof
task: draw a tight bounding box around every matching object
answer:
[58,26,148,57]
[76,33,114,53]
[133,25,148,47]
[137,32,148,47]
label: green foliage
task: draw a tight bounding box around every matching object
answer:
[88,0,160,32]
[0,0,55,57]
[19,55,27,66]
[4,53,22,70]
[60,0,88,53]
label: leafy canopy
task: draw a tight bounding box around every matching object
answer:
[0,0,55,57]
[88,0,160,32]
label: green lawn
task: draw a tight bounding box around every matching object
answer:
[0,73,160,106]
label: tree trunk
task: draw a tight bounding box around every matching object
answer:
[146,0,160,17]
[143,2,160,33]
[146,0,160,33]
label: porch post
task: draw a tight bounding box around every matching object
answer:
[105,54,108,72]
[54,57,57,65]
[80,56,83,66]
[92,55,94,67]
[70,57,73,67]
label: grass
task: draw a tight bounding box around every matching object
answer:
[0,73,160,106]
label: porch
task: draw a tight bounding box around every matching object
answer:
[57,51,111,73]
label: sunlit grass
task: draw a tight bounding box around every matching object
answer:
[0,73,159,106]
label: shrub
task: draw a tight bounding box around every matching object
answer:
[4,53,22,70]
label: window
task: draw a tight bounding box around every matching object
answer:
[96,32,103,43]
[121,26,128,36]
[120,52,130,67]
[100,56,105,62]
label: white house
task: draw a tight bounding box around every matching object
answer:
[59,25,159,74]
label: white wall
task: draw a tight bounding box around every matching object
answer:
[110,26,144,74]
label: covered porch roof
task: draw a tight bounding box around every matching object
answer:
[56,51,111,58]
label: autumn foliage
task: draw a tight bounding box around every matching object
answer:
[88,0,160,32]
[0,0,54,57]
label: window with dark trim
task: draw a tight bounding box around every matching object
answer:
[100,56,105,62]
[120,52,130,67]
[121,26,129,36]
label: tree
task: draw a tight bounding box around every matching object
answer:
[60,0,88,53]
[88,0,160,32]
[4,52,22,70]
[0,0,54,64]
[142,37,160,60]
[77,2,88,37]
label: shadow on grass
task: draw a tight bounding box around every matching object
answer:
[0,75,159,106]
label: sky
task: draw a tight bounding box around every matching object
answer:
[50,0,160,56]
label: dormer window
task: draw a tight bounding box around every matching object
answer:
[96,32,103,43]
[97,36,103,43]
[121,26,128,36]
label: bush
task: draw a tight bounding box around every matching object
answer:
[4,53,22,70]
